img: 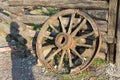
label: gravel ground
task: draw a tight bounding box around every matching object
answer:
[0,35,120,80]
[0,35,57,80]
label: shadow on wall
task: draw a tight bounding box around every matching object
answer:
[6,22,36,80]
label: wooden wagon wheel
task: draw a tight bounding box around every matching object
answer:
[36,9,101,75]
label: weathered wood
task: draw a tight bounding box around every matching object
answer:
[8,7,24,15]
[18,15,49,24]
[0,12,36,36]
[82,48,106,59]
[95,20,108,32]
[17,10,107,22]
[0,23,10,34]
[100,42,108,54]
[0,13,37,49]
[0,23,108,55]
[108,43,116,63]
[8,0,108,9]
[16,15,107,32]
[0,20,108,56]
[107,0,118,43]
[84,10,108,20]
[0,46,11,52]
[116,0,120,67]
[0,1,9,11]
[0,1,24,15]
[100,32,108,42]
[0,13,11,24]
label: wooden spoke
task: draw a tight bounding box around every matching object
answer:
[58,50,66,70]
[73,18,82,29]
[49,24,59,33]
[75,37,86,44]
[58,16,66,33]
[71,19,86,37]
[80,31,95,38]
[76,43,93,48]
[42,45,55,50]
[68,14,75,34]
[46,49,61,61]
[71,49,84,63]
[44,31,56,40]
[44,35,54,40]
[45,31,51,35]
[67,49,73,67]
[42,45,55,58]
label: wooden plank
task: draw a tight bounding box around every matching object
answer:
[116,0,120,67]
[0,12,11,24]
[0,22,37,49]
[8,0,108,9]
[95,20,108,32]
[82,49,106,60]
[107,0,118,43]
[17,15,107,32]
[0,2,9,11]
[100,32,108,42]
[19,15,49,24]
[108,43,116,63]
[0,46,12,52]
[107,0,118,64]
[84,10,108,20]
[0,2,24,15]
[100,42,108,54]
[20,16,107,31]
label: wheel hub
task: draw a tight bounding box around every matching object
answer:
[55,33,74,50]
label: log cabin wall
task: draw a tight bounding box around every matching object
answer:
[0,0,118,61]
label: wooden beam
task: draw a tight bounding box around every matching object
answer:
[116,0,120,67]
[8,0,108,9]
[0,12,11,24]
[0,2,24,15]
[0,46,11,52]
[19,15,49,24]
[0,13,37,49]
[17,15,107,32]
[107,0,118,43]
[107,0,118,63]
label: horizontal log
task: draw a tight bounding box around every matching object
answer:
[84,10,108,20]
[16,15,107,32]
[0,12,36,36]
[95,20,108,32]
[0,11,108,36]
[8,0,108,9]
[18,9,108,32]
[0,2,9,11]
[19,15,49,24]
[0,46,11,52]
[0,13,37,49]
[0,2,24,15]
[0,13,33,37]
[18,9,107,24]
[81,48,106,59]
[0,13,11,24]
